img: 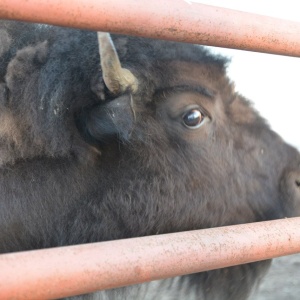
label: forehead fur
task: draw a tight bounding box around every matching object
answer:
[0,20,272,165]
[112,34,229,68]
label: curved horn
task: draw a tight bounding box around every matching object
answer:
[97,32,138,94]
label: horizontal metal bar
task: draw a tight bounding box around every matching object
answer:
[1,217,300,299]
[0,0,300,56]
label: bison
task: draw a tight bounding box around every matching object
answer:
[0,20,299,300]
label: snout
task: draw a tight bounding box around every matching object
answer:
[81,94,135,145]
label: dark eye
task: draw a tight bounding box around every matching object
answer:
[182,109,205,129]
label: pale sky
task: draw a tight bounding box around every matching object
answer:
[190,1,300,150]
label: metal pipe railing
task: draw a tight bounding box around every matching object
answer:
[0,0,300,56]
[1,217,300,300]
[1,2,300,299]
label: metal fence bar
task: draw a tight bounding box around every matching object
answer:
[1,2,300,299]
[1,217,300,300]
[0,0,300,56]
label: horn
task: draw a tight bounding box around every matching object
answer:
[97,32,138,94]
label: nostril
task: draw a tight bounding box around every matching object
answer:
[295,180,300,187]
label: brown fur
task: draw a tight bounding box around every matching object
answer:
[0,21,300,300]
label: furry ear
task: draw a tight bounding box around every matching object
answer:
[5,40,49,89]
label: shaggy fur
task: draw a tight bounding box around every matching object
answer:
[0,21,300,300]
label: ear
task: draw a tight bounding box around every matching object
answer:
[5,40,49,89]
[280,168,300,217]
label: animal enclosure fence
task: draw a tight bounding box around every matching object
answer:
[1,218,300,299]
[1,0,300,56]
[0,1,300,299]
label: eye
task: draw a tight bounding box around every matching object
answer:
[182,109,205,129]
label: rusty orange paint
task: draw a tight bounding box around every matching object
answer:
[0,217,300,299]
[0,1,300,56]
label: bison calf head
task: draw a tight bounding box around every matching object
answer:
[78,33,300,233]
[74,35,300,298]
[1,22,300,300]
